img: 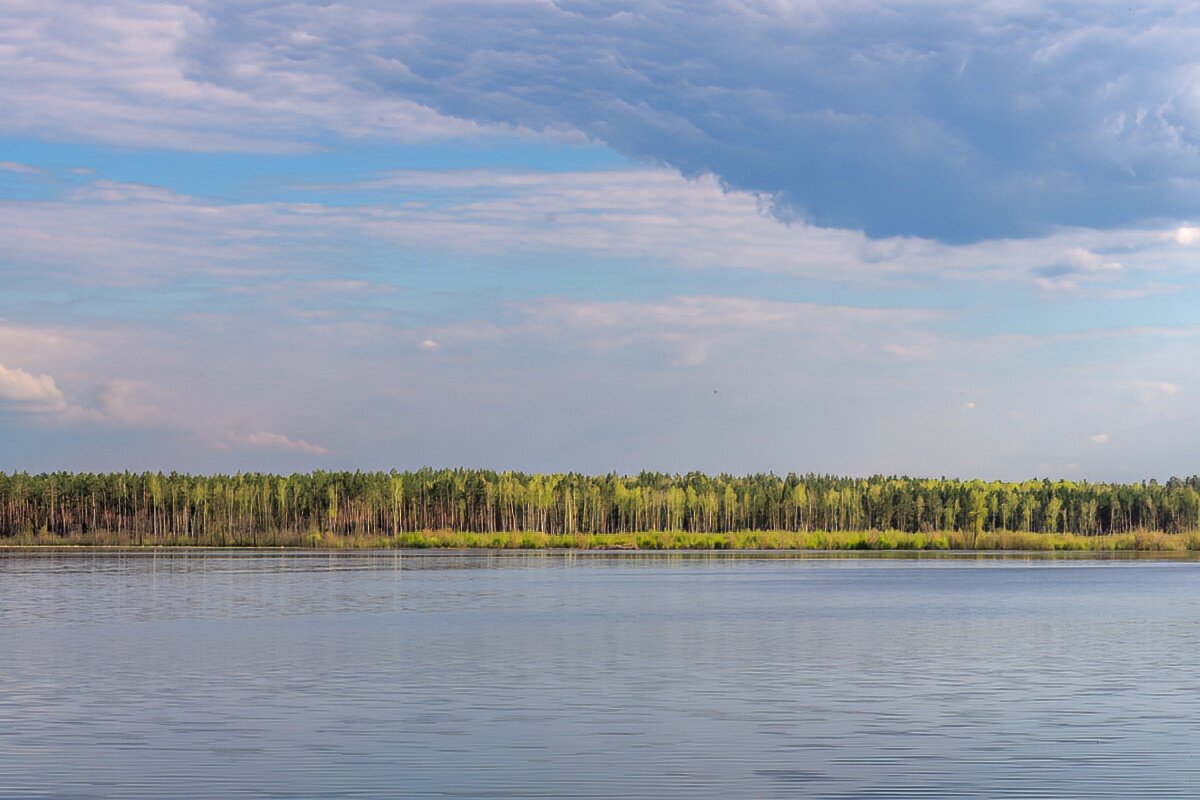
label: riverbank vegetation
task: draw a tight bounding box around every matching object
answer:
[5,526,1200,552]
[3,470,1200,549]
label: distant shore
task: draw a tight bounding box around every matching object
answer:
[4,529,1199,552]
[6,471,1200,547]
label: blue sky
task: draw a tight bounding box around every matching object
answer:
[3,0,1200,479]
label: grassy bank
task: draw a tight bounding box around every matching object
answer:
[4,528,1200,551]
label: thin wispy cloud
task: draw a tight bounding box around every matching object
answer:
[7,166,1200,296]
[225,431,330,455]
[0,161,45,175]
[0,0,486,151]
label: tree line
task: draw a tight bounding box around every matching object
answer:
[2,470,1200,543]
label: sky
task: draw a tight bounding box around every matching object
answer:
[3,0,1200,480]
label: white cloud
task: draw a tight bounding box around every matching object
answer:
[8,282,1200,478]
[1061,248,1122,272]
[226,430,330,455]
[1032,247,1124,291]
[1090,433,1111,444]
[883,342,931,359]
[425,294,936,368]
[0,362,175,428]
[94,380,169,426]
[1174,226,1200,245]
[1134,379,1181,398]
[0,0,487,151]
[1128,379,1182,412]
[0,161,44,175]
[0,362,67,412]
[5,165,1198,301]
[0,322,91,372]
[278,169,1200,294]
[0,325,175,427]
[70,180,193,205]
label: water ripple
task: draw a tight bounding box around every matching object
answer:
[3,551,1200,797]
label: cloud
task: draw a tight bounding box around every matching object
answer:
[1133,379,1181,399]
[7,164,1198,300]
[1128,379,1181,412]
[0,161,45,176]
[0,361,67,412]
[0,323,179,427]
[0,324,333,461]
[10,1,1200,243]
[0,361,176,428]
[427,294,936,367]
[226,430,330,455]
[70,180,193,205]
[883,342,927,358]
[1175,226,1200,245]
[1040,248,1123,276]
[0,322,92,371]
[154,1,1200,242]
[1090,433,1111,444]
[0,0,487,152]
[0,186,338,285]
[1032,247,1123,290]
[8,285,1200,478]
[93,380,170,426]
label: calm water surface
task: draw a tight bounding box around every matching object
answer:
[3,550,1200,798]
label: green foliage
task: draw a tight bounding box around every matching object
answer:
[3,470,1200,545]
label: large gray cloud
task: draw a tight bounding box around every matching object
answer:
[182,1,1200,242]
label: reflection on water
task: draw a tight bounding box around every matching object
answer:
[3,551,1200,798]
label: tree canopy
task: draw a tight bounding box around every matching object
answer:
[3,470,1199,543]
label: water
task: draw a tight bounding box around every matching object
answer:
[3,550,1200,798]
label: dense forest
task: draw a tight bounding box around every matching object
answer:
[3,470,1200,545]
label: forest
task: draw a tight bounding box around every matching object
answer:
[3,469,1200,548]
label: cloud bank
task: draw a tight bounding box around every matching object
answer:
[9,1,1200,241]
[178,0,1200,242]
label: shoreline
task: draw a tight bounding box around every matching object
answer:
[3,528,1200,553]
